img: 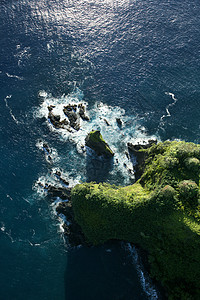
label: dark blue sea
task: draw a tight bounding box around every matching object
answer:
[1,0,200,299]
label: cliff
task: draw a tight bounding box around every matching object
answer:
[71,141,200,299]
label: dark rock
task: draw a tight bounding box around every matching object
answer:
[104,119,110,126]
[85,130,114,158]
[42,143,51,156]
[56,201,87,246]
[54,171,70,186]
[125,151,130,159]
[48,111,61,128]
[116,118,123,128]
[47,185,71,200]
[63,105,80,130]
[128,139,157,180]
[78,103,90,121]
[48,105,55,112]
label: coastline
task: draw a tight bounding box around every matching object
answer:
[35,95,200,299]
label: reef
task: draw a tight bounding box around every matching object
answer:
[71,140,200,300]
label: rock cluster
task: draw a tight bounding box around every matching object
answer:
[48,103,89,131]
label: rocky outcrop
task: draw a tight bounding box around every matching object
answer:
[56,200,87,246]
[116,118,123,128]
[128,139,157,180]
[47,103,89,131]
[71,140,200,300]
[85,130,114,158]
[63,105,80,131]
[63,103,90,131]
[78,103,90,121]
[48,106,69,129]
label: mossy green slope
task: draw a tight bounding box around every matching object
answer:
[71,141,200,299]
[85,130,114,157]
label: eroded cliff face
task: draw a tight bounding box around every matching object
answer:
[71,141,200,300]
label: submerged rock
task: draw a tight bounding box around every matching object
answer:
[85,130,114,158]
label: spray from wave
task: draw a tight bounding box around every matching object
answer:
[35,87,158,187]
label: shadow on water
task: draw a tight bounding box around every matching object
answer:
[86,151,114,183]
[64,241,148,300]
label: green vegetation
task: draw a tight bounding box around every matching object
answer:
[85,130,114,157]
[71,141,200,299]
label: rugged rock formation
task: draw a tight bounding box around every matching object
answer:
[128,139,157,180]
[63,104,80,130]
[116,118,123,128]
[47,102,89,131]
[78,103,90,121]
[48,106,69,129]
[71,141,200,300]
[85,130,114,158]
[56,201,87,246]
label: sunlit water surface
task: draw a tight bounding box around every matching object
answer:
[1,0,200,299]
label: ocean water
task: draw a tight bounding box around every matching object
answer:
[0,0,200,299]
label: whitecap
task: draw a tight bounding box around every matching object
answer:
[6,72,24,80]
[159,92,178,129]
[35,88,159,186]
[4,95,20,124]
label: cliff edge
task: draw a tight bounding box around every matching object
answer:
[71,140,200,300]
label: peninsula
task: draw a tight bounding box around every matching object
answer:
[70,139,200,300]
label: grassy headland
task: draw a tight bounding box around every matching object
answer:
[71,141,200,299]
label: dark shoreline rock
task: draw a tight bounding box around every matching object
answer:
[40,181,87,247]
[56,200,87,247]
[128,139,157,180]
[48,106,70,130]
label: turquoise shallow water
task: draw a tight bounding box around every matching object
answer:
[0,0,200,299]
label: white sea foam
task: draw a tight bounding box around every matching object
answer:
[125,243,158,300]
[4,95,20,124]
[6,72,24,80]
[35,88,158,185]
[6,194,13,201]
[15,46,31,67]
[36,140,60,164]
[159,92,178,130]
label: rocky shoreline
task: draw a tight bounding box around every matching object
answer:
[39,134,155,247]
[38,109,156,246]
[37,97,158,246]
[36,98,200,299]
